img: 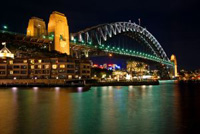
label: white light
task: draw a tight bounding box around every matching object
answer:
[142,85,146,88]
[129,85,133,89]
[78,87,83,92]
[142,75,152,79]
[126,74,131,80]
[12,87,18,90]
[55,87,60,90]
[33,87,39,90]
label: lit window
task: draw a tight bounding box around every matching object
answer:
[10,71,13,74]
[31,65,34,69]
[38,65,42,69]
[38,60,42,63]
[9,60,13,64]
[60,64,65,68]
[52,64,57,69]
[23,60,27,63]
[31,60,34,64]
[68,75,72,79]
[45,65,49,69]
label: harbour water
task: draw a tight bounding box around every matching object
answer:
[0,81,200,134]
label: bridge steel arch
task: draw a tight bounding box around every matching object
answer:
[70,22,172,66]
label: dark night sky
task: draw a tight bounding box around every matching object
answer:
[0,0,200,70]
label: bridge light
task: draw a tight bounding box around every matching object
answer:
[3,25,8,30]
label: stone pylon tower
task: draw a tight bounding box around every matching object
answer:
[48,11,70,55]
[170,54,178,77]
[27,17,47,37]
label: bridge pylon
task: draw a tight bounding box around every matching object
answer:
[170,54,178,78]
[27,17,47,37]
[48,11,70,55]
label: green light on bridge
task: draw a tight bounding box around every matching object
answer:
[3,25,8,30]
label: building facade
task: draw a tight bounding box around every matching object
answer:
[0,57,91,79]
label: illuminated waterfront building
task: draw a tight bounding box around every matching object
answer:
[92,63,121,71]
[0,57,91,79]
[127,61,149,76]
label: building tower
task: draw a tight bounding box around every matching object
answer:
[27,17,47,37]
[48,11,70,55]
[170,54,178,77]
[0,42,14,59]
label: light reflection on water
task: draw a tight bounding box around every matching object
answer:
[0,83,200,134]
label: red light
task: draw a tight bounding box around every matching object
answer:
[93,64,98,67]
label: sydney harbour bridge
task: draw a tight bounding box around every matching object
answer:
[0,11,175,70]
[70,21,172,66]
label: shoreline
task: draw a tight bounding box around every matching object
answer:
[0,79,159,87]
